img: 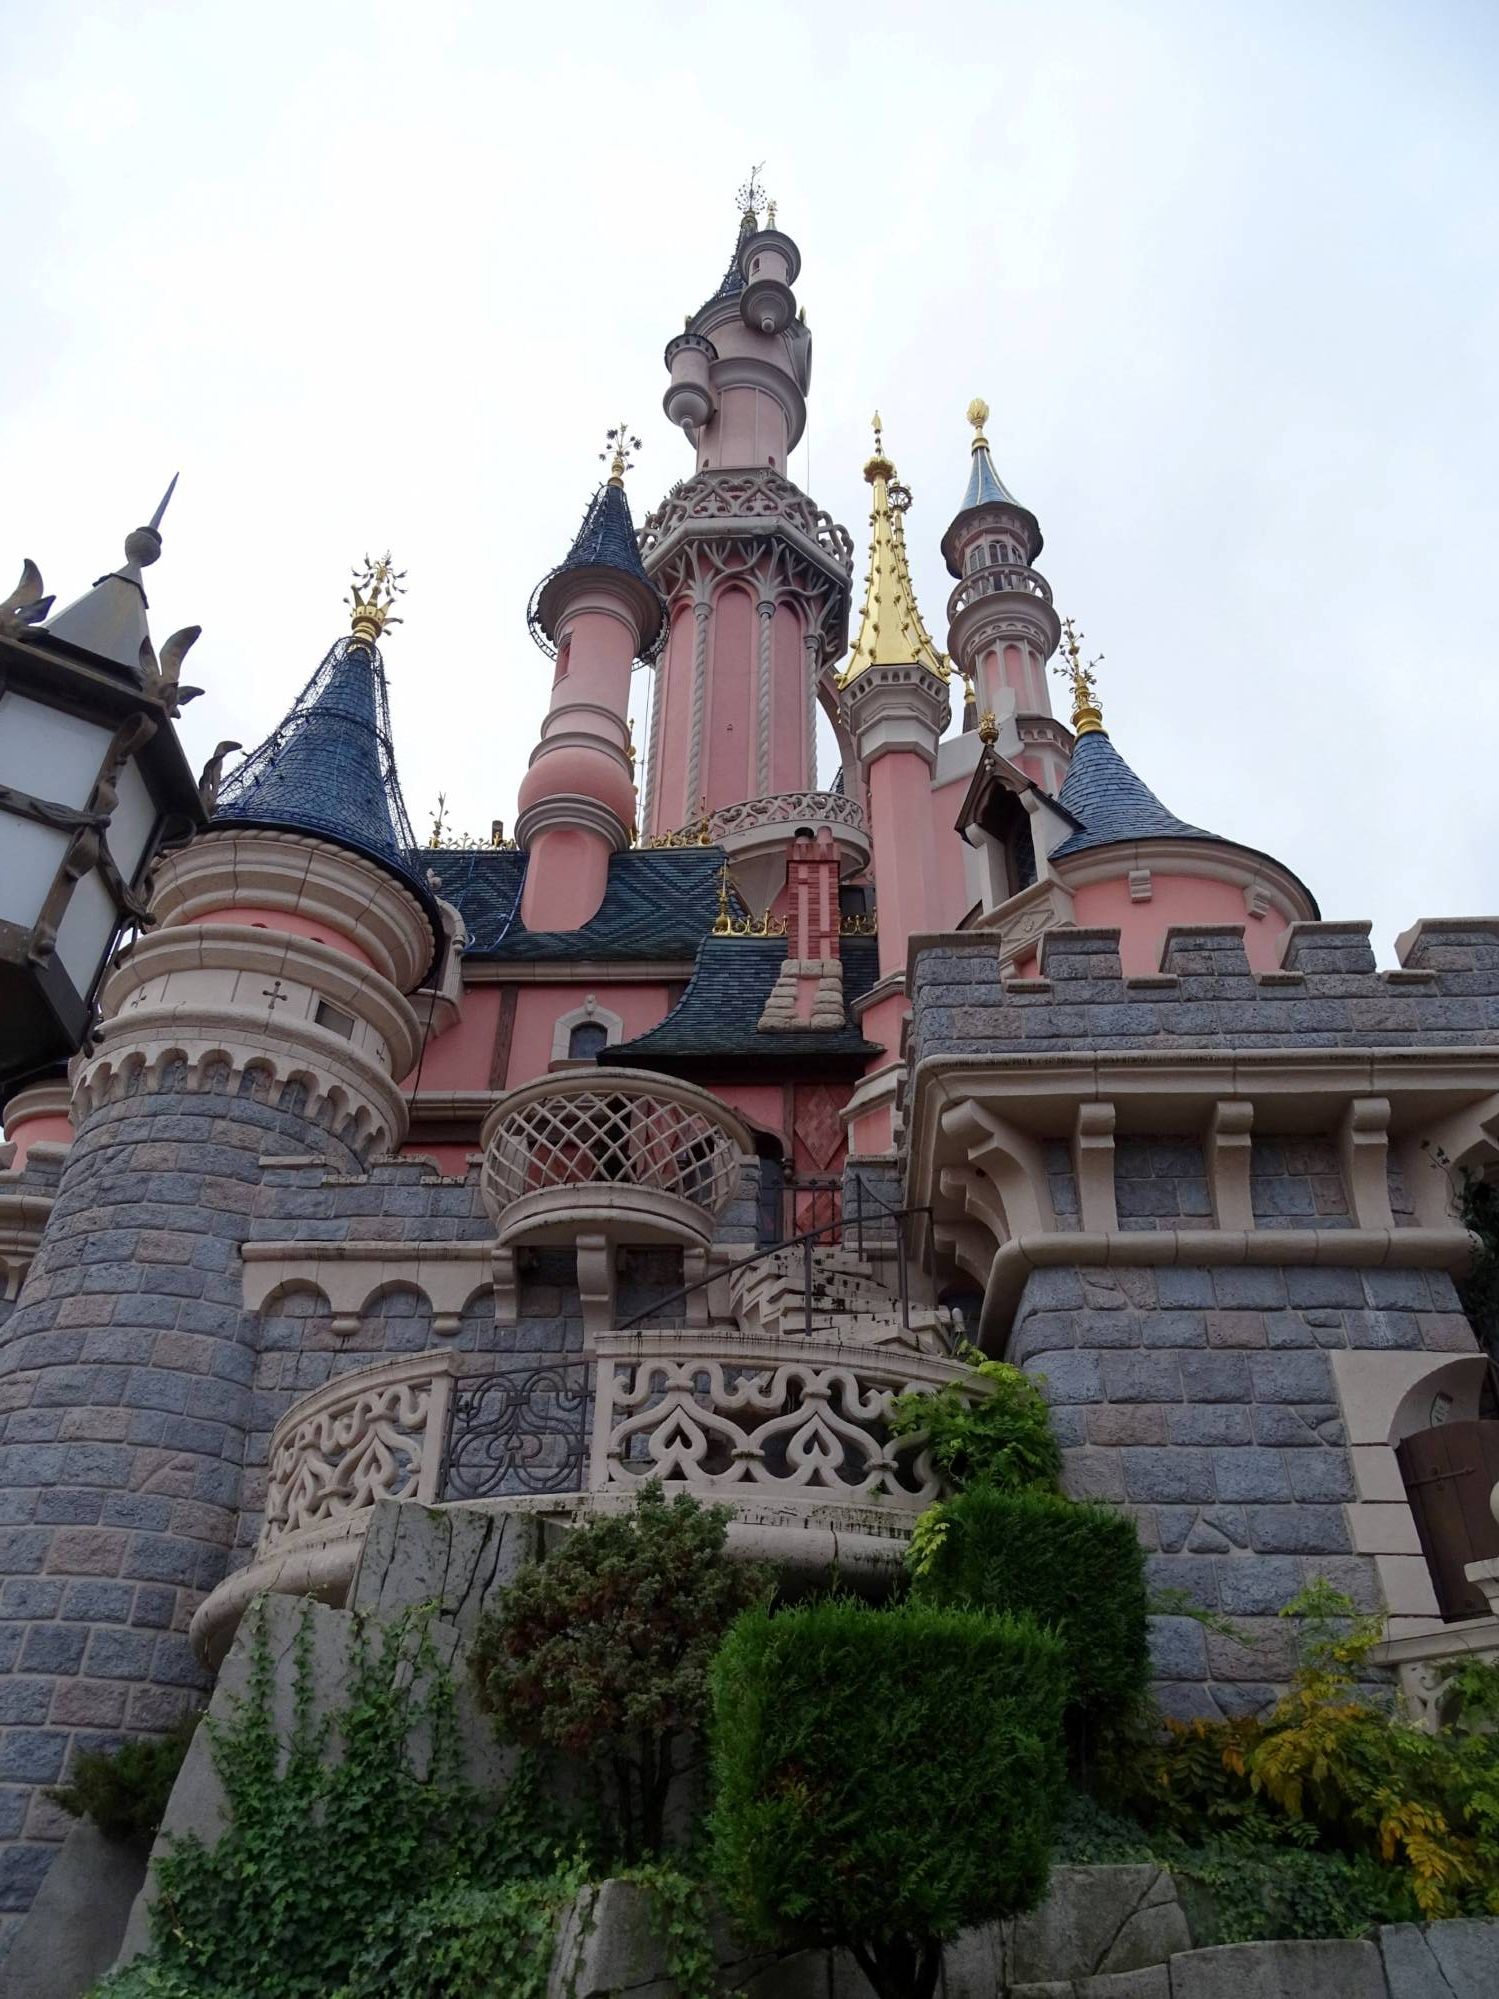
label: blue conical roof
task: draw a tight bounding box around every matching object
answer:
[562,481,653,585]
[692,218,753,320]
[960,438,1019,513]
[528,478,665,661]
[1049,728,1215,857]
[215,635,434,913]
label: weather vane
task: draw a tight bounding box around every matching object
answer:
[347,553,406,646]
[601,423,642,485]
[1053,616,1105,737]
[736,162,767,227]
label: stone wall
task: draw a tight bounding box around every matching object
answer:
[908,920,1499,1071]
[0,1075,363,1940]
[1010,1256,1475,1717]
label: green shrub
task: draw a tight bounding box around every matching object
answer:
[890,1352,1060,1495]
[910,1486,1150,1751]
[49,1712,199,1843]
[709,1598,1067,1999]
[470,1481,769,1860]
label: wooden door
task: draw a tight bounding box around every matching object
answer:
[1396,1419,1499,1620]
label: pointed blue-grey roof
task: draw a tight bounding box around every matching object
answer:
[961,437,1018,513]
[214,634,439,963]
[692,217,753,320]
[1049,728,1215,857]
[528,477,665,662]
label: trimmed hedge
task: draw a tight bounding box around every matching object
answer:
[709,1599,1066,1995]
[912,1487,1150,1731]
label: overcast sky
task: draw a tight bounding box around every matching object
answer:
[3,0,1496,960]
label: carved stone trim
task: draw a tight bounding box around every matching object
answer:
[147,828,435,991]
[241,1239,494,1338]
[1207,1100,1255,1230]
[1073,1102,1118,1233]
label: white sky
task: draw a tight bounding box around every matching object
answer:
[3,0,1496,960]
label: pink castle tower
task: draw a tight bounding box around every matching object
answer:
[639,186,855,859]
[941,399,1069,796]
[515,437,665,932]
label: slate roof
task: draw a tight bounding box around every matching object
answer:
[960,438,1019,513]
[419,845,728,961]
[692,221,751,320]
[559,480,654,586]
[610,936,883,1074]
[216,636,433,899]
[1049,728,1216,857]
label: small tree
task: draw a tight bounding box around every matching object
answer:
[470,1482,768,1860]
[710,1598,1067,1999]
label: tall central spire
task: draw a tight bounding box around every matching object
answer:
[841,415,947,685]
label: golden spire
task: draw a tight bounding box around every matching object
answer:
[600,423,641,488]
[1054,616,1105,737]
[839,414,949,687]
[347,553,405,646]
[966,397,991,450]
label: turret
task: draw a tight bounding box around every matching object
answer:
[941,400,1068,793]
[0,560,439,1917]
[639,188,852,847]
[837,417,951,983]
[515,435,664,931]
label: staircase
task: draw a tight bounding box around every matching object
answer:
[727,1243,956,1353]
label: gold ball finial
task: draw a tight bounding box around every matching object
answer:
[966,397,991,449]
[977,710,999,746]
[347,552,405,646]
[864,407,895,485]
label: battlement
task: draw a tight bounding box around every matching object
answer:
[908,919,1499,1070]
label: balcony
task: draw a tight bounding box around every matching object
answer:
[946,558,1054,623]
[480,1069,753,1330]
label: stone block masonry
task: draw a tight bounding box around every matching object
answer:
[0,1075,366,1946]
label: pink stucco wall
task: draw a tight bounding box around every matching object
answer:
[188,905,376,969]
[4,1112,73,1166]
[706,587,754,809]
[505,983,677,1090]
[1070,872,1283,974]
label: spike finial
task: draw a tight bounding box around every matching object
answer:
[347,553,406,646]
[600,424,642,487]
[842,417,948,686]
[123,473,179,569]
[1054,616,1105,737]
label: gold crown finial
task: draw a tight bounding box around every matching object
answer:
[966,397,991,450]
[864,408,894,485]
[347,552,406,646]
[1053,616,1105,737]
[600,423,642,487]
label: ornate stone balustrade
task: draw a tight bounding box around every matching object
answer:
[259,1351,461,1556]
[588,1331,970,1507]
[704,790,866,842]
[946,560,1054,621]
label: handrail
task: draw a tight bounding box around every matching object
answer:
[617,1191,934,1335]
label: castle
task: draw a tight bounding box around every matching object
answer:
[1,191,1496,1943]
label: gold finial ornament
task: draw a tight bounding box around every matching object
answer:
[977,710,999,745]
[840,415,949,686]
[966,397,991,450]
[347,553,406,645]
[600,423,642,487]
[1054,617,1106,737]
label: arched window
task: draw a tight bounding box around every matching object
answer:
[568,1021,610,1061]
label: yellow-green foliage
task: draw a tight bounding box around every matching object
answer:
[890,1350,1061,1498]
[1144,1581,1499,1921]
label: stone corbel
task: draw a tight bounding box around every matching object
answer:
[934,1217,999,1289]
[1340,1097,1395,1231]
[492,1245,518,1325]
[576,1232,616,1335]
[1206,1100,1255,1231]
[683,1246,710,1328]
[939,1165,1009,1251]
[1073,1102,1118,1233]
[939,1099,1056,1240]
